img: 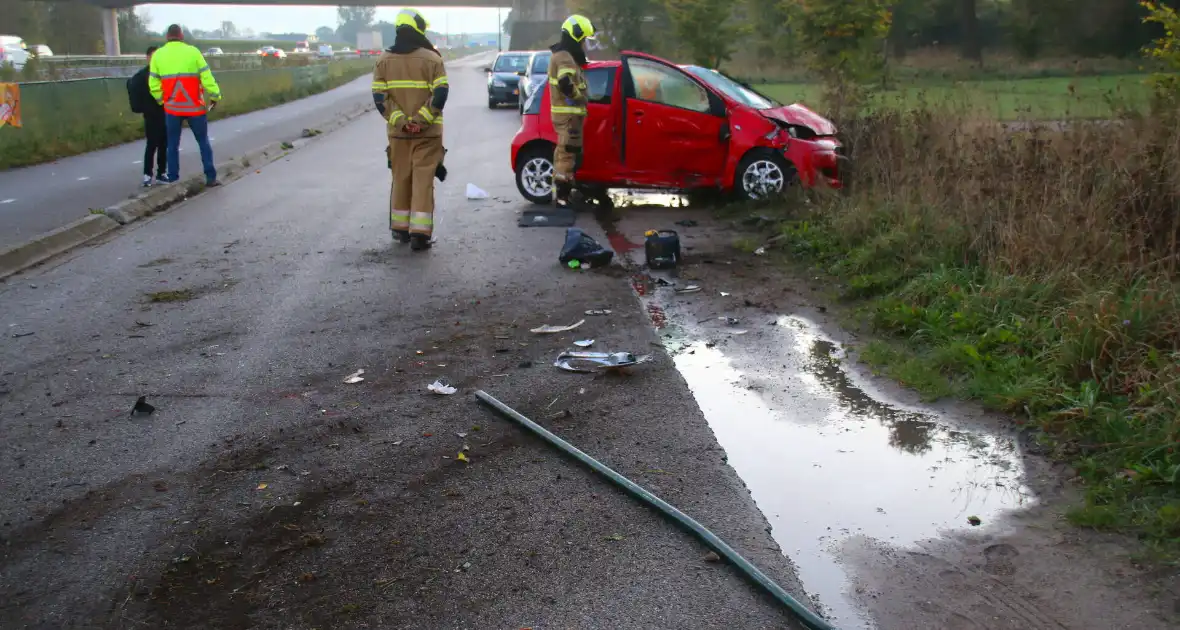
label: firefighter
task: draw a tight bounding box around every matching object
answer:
[547,14,597,210]
[148,24,221,186]
[372,8,448,251]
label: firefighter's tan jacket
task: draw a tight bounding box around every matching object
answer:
[373,47,448,139]
[547,49,588,124]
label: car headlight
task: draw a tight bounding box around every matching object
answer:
[493,79,506,87]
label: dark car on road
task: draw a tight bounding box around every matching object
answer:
[517,50,551,115]
[485,51,530,109]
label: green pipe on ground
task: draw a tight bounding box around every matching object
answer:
[474,389,838,630]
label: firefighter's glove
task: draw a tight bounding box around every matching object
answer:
[402,122,422,134]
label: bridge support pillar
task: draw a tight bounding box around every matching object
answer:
[508,0,566,50]
[101,7,121,56]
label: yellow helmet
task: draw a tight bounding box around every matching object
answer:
[395,8,430,35]
[562,14,597,43]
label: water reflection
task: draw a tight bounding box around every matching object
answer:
[669,315,1033,628]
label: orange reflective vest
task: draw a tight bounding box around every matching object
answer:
[148,40,221,117]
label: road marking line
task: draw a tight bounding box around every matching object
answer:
[77,176,90,181]
[132,160,142,164]
[1,199,15,204]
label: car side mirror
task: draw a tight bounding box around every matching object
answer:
[483,66,492,73]
[517,71,526,76]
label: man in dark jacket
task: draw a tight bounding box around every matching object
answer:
[127,46,167,187]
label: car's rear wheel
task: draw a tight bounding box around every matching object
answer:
[736,150,796,201]
[515,144,555,205]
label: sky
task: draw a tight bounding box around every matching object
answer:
[144,4,506,36]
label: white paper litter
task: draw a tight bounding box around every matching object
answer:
[574,339,595,348]
[343,369,365,384]
[466,183,489,199]
[530,319,585,334]
[428,379,457,395]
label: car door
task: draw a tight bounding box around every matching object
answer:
[576,66,620,182]
[619,55,729,189]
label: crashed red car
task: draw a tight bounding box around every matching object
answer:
[511,50,845,205]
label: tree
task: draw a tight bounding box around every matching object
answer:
[315,26,336,42]
[663,0,741,67]
[959,0,982,62]
[220,21,238,39]
[571,0,665,51]
[743,0,799,58]
[1141,1,1180,102]
[791,0,892,115]
[336,5,376,46]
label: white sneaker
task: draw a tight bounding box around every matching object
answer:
[142,175,152,187]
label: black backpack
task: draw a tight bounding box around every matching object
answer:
[127,70,146,114]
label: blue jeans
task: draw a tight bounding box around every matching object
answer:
[165,114,216,183]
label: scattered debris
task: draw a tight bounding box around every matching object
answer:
[301,128,322,138]
[129,396,155,417]
[11,331,34,338]
[605,533,625,541]
[968,515,982,526]
[585,309,612,316]
[754,247,766,256]
[674,285,702,295]
[392,440,403,446]
[456,452,470,463]
[720,292,731,297]
[456,432,468,438]
[554,351,651,373]
[674,219,699,227]
[280,141,295,150]
[427,379,457,395]
[559,228,614,268]
[573,339,595,348]
[719,317,741,326]
[466,183,489,199]
[343,369,365,384]
[134,320,154,327]
[256,483,268,490]
[530,319,585,334]
[704,551,721,563]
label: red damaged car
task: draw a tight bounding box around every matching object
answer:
[510,51,845,205]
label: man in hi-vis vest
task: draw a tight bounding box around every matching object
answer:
[149,24,222,187]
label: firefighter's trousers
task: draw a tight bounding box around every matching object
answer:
[553,115,584,192]
[389,135,445,237]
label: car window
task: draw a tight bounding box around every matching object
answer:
[585,67,615,105]
[684,66,778,110]
[530,53,551,74]
[525,85,544,115]
[627,58,710,114]
[494,55,529,72]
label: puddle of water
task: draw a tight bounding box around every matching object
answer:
[669,315,1032,628]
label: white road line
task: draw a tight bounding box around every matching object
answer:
[1,199,15,204]
[77,176,90,181]
[132,160,142,164]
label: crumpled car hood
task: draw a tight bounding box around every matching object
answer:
[760,103,838,136]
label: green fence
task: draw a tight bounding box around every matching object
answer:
[0,59,374,169]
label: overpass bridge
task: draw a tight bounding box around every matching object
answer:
[65,0,567,57]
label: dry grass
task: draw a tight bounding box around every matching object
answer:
[775,103,1180,554]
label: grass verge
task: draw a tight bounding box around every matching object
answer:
[760,74,1154,120]
[767,105,1180,559]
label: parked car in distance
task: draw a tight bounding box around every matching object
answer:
[484,51,530,109]
[317,44,334,58]
[258,46,286,59]
[510,50,845,204]
[30,44,52,58]
[205,47,224,56]
[517,49,551,115]
[0,36,29,71]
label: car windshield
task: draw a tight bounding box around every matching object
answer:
[494,55,529,72]
[684,66,778,110]
[530,53,551,74]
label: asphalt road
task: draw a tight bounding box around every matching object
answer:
[0,52,813,628]
[0,73,373,251]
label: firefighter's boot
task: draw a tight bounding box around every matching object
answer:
[392,230,411,244]
[410,233,432,251]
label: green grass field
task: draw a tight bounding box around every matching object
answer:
[760,74,1154,120]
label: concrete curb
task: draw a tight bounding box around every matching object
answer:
[0,214,121,281]
[0,103,374,281]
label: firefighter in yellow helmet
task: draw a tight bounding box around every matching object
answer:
[547,14,596,210]
[372,8,448,250]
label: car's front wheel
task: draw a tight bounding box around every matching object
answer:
[488,97,498,109]
[515,144,556,205]
[735,150,796,201]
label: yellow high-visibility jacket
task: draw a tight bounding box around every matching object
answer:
[149,40,221,117]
